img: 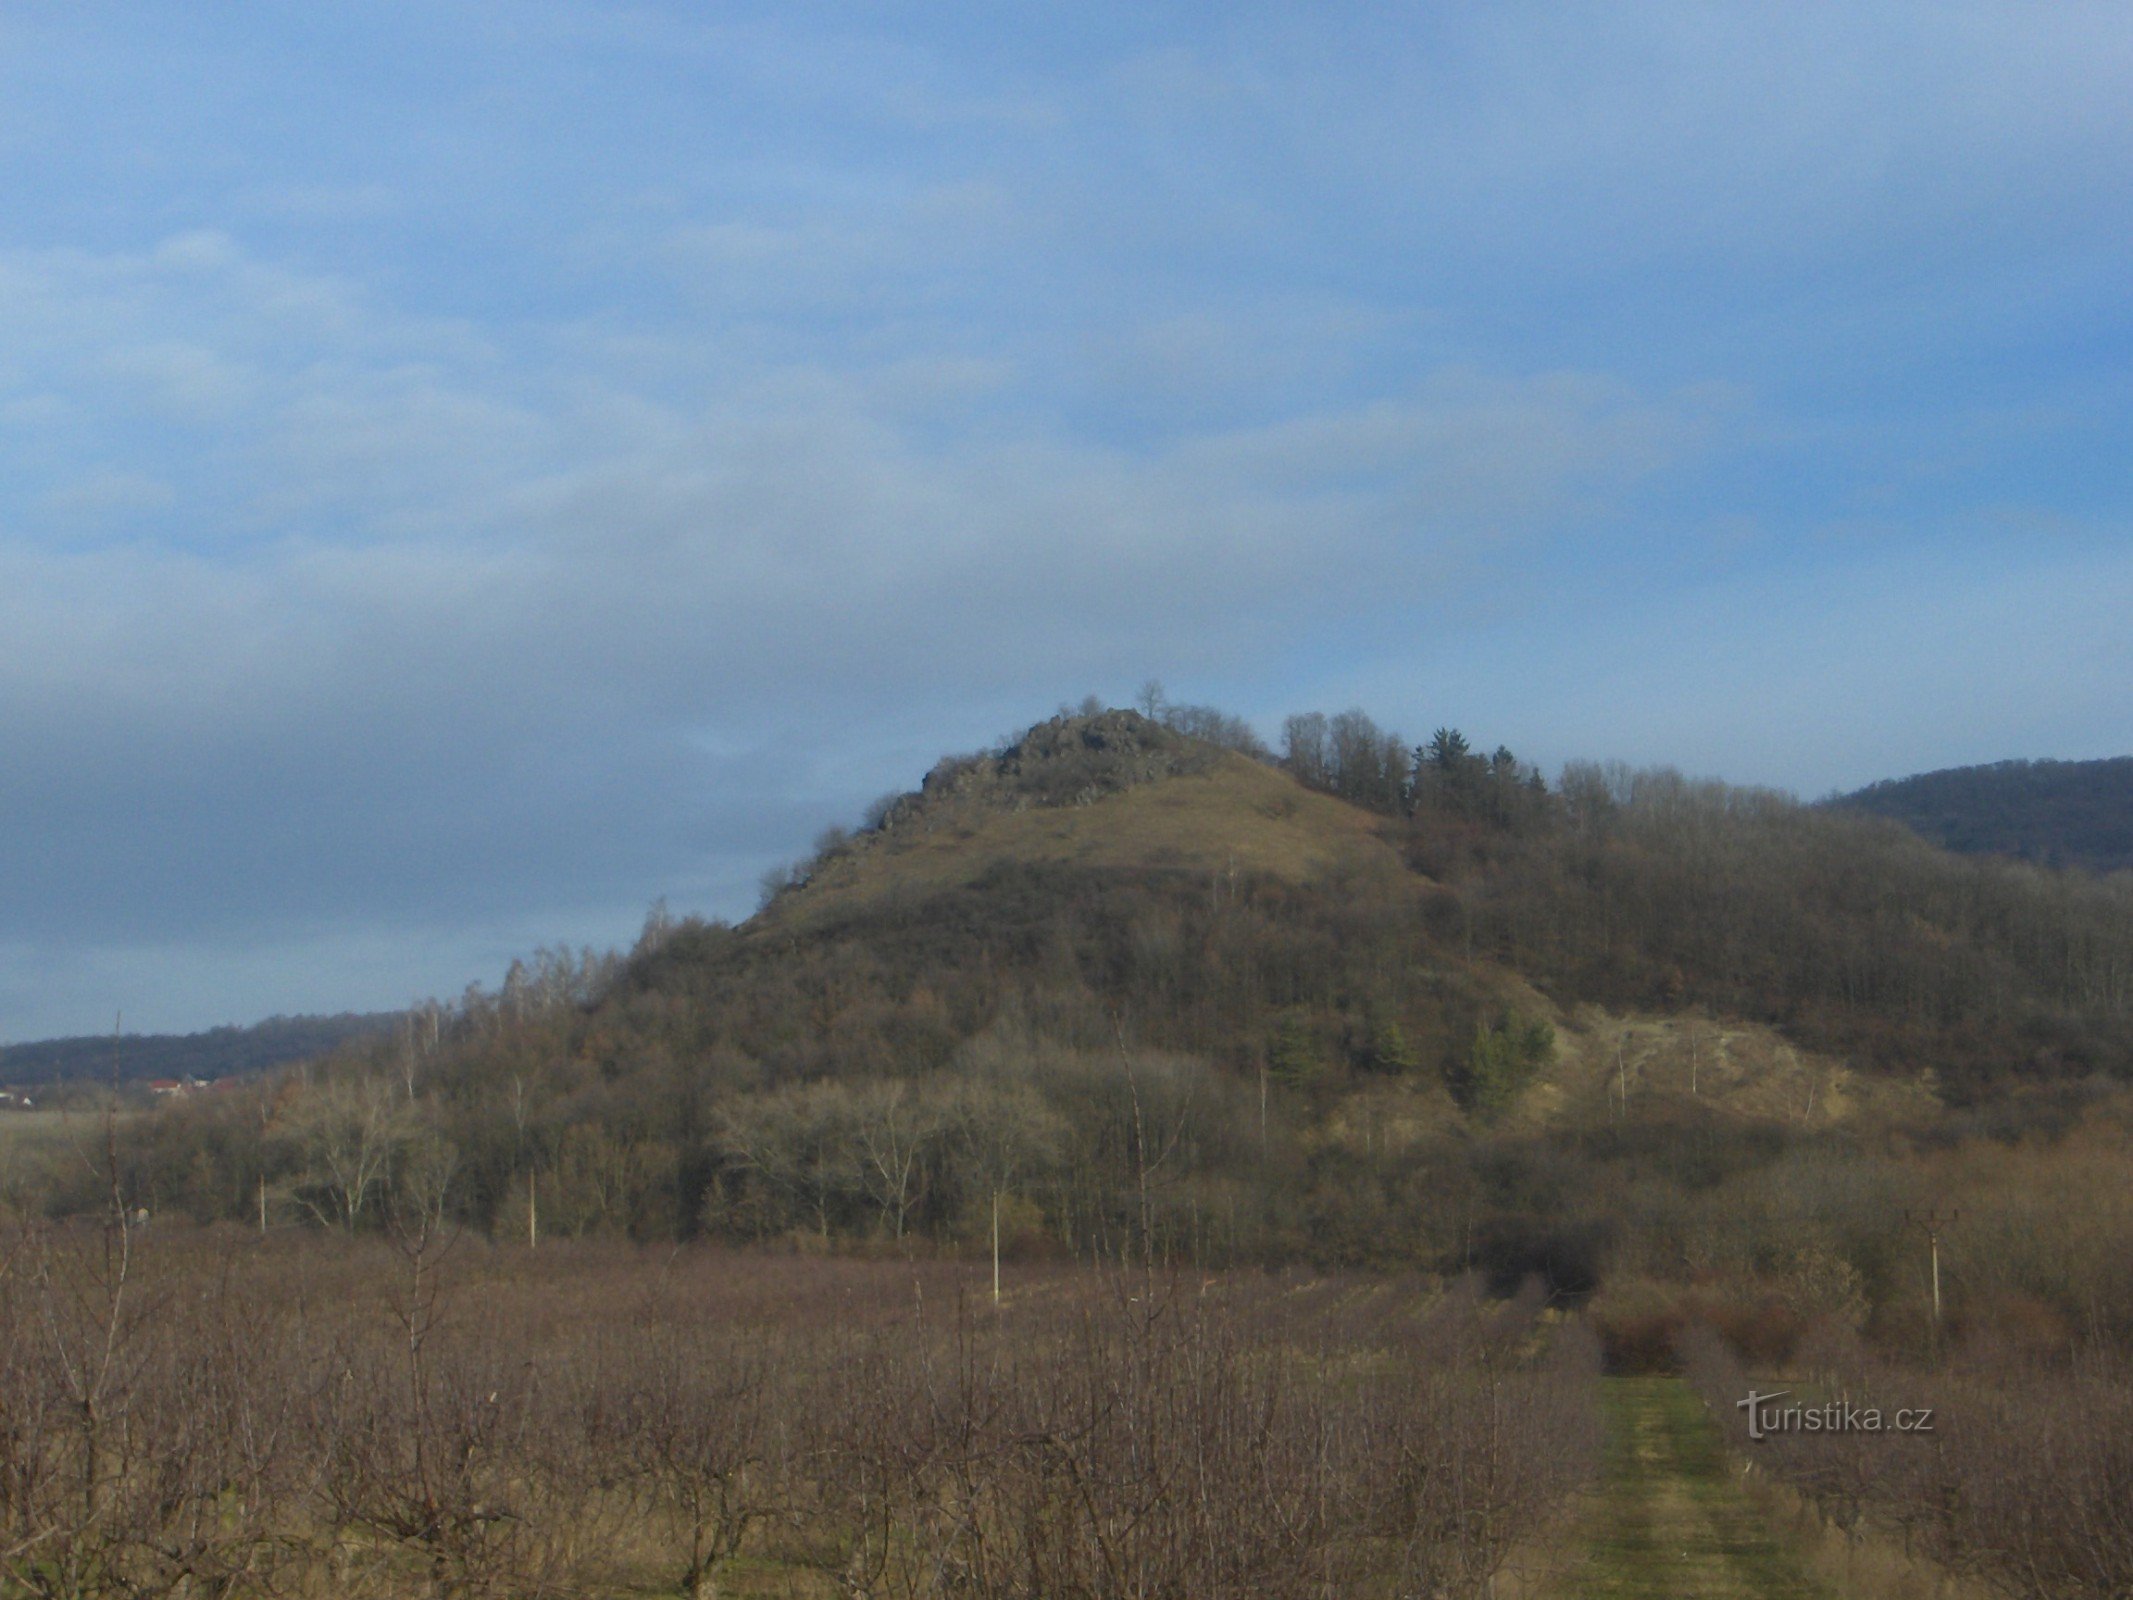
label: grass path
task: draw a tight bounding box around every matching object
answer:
[1542,1377,1832,1599]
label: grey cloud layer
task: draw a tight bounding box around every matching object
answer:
[0,234,1708,969]
[2,0,2127,1036]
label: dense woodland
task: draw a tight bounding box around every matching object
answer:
[14,703,2133,1360]
[1840,754,2133,874]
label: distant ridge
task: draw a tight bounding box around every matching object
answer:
[1836,756,2133,874]
[0,1012,398,1087]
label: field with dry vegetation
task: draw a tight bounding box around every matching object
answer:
[0,1219,1599,1600]
[1683,1324,2133,1600]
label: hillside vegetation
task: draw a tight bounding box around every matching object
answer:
[768,726,1404,929]
[37,704,2133,1361]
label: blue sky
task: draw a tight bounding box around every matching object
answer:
[3,2,2130,1037]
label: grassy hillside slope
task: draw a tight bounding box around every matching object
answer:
[768,744,1407,933]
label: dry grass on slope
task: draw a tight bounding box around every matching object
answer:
[763,751,1412,932]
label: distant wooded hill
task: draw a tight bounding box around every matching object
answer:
[0,1013,397,1087]
[1837,757,2133,875]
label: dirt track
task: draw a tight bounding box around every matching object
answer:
[1541,1377,1831,1599]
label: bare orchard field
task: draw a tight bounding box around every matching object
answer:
[1684,1324,2133,1600]
[0,1224,1598,1600]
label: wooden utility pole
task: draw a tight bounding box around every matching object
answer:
[1258,1058,1269,1154]
[258,1093,270,1234]
[1905,1208,1958,1330]
[109,1011,124,1226]
[512,1074,537,1249]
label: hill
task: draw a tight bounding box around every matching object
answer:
[60,706,2133,1351]
[1836,756,2133,874]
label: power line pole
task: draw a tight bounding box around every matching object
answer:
[1904,1208,1958,1333]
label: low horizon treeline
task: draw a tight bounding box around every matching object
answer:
[52,984,2133,1360]
[0,1010,399,1091]
[0,1227,1598,1600]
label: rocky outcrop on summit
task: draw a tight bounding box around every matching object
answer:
[882,710,1217,828]
[752,705,1395,929]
